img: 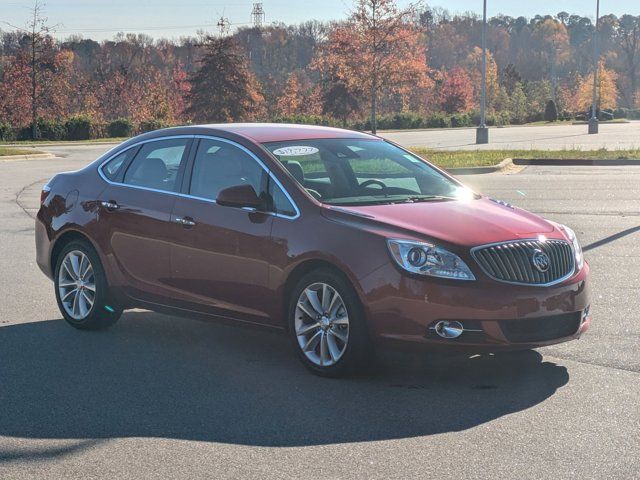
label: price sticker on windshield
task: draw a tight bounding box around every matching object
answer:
[272,146,319,156]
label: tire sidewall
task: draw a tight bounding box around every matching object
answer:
[288,268,370,377]
[54,239,120,329]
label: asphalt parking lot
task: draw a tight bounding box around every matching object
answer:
[380,120,640,150]
[0,144,638,479]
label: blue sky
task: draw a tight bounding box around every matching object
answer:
[2,1,640,41]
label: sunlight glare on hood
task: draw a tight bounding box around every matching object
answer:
[455,187,475,203]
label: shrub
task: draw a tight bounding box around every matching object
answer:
[272,115,340,127]
[627,109,640,120]
[425,112,450,128]
[387,112,426,129]
[137,119,170,133]
[544,100,558,121]
[107,118,134,138]
[450,113,472,128]
[0,122,15,141]
[37,118,67,140]
[599,109,614,121]
[65,115,94,140]
[558,110,574,121]
[17,126,32,141]
[525,112,545,123]
[614,107,628,119]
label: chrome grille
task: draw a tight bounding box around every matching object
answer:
[471,239,575,286]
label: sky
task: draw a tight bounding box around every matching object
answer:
[2,0,640,41]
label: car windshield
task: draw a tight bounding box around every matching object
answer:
[263,138,472,206]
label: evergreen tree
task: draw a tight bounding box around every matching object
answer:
[186,36,264,122]
[544,99,559,121]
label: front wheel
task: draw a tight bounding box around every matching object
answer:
[54,240,122,330]
[288,269,372,377]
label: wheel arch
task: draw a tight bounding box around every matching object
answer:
[50,229,98,274]
[281,258,365,332]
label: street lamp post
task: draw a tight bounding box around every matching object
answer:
[476,0,489,144]
[589,0,600,134]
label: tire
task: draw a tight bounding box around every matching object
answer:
[288,268,372,377]
[54,239,122,330]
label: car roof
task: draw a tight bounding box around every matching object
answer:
[130,123,377,145]
[197,123,376,142]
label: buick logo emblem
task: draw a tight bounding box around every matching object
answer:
[531,249,551,273]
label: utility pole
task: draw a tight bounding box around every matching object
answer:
[589,0,600,134]
[251,3,265,28]
[476,0,488,144]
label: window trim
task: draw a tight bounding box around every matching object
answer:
[97,134,300,220]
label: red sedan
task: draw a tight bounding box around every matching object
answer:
[36,124,590,376]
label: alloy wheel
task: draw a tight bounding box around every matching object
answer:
[294,282,350,367]
[58,250,96,320]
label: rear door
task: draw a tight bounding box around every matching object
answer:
[167,137,279,324]
[97,137,192,303]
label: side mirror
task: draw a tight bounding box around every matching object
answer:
[216,184,263,210]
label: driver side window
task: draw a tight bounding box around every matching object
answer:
[189,139,266,202]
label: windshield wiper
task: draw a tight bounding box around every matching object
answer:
[395,195,457,203]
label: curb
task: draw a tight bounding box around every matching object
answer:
[0,153,57,162]
[446,158,513,175]
[512,158,640,166]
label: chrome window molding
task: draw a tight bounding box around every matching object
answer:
[470,238,576,287]
[97,134,300,220]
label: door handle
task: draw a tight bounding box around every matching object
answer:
[100,200,119,211]
[175,216,196,227]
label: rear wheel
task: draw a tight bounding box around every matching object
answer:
[288,268,372,377]
[54,240,122,330]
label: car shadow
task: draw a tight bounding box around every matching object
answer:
[0,312,568,448]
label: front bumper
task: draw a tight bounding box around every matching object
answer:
[359,261,590,351]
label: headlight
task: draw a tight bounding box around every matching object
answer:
[559,225,584,271]
[387,239,475,280]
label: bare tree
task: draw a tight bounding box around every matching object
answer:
[4,1,60,139]
[24,2,53,138]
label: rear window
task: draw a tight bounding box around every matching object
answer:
[101,149,135,181]
[123,139,190,192]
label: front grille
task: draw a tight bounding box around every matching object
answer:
[471,239,574,286]
[499,312,581,342]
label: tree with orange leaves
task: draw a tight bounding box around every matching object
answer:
[276,71,322,116]
[575,61,619,111]
[465,47,499,111]
[313,0,429,133]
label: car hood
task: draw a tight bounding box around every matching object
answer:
[324,197,557,247]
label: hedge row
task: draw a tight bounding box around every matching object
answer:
[2,108,639,142]
[0,116,172,142]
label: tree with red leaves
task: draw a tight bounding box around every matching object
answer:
[439,67,474,114]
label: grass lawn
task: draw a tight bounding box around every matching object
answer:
[410,148,640,169]
[0,147,45,156]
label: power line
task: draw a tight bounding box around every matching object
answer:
[45,21,253,34]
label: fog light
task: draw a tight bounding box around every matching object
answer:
[434,320,464,339]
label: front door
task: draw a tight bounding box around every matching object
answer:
[97,137,192,304]
[168,138,276,324]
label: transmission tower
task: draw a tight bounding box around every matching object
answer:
[251,3,265,28]
[216,15,230,36]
